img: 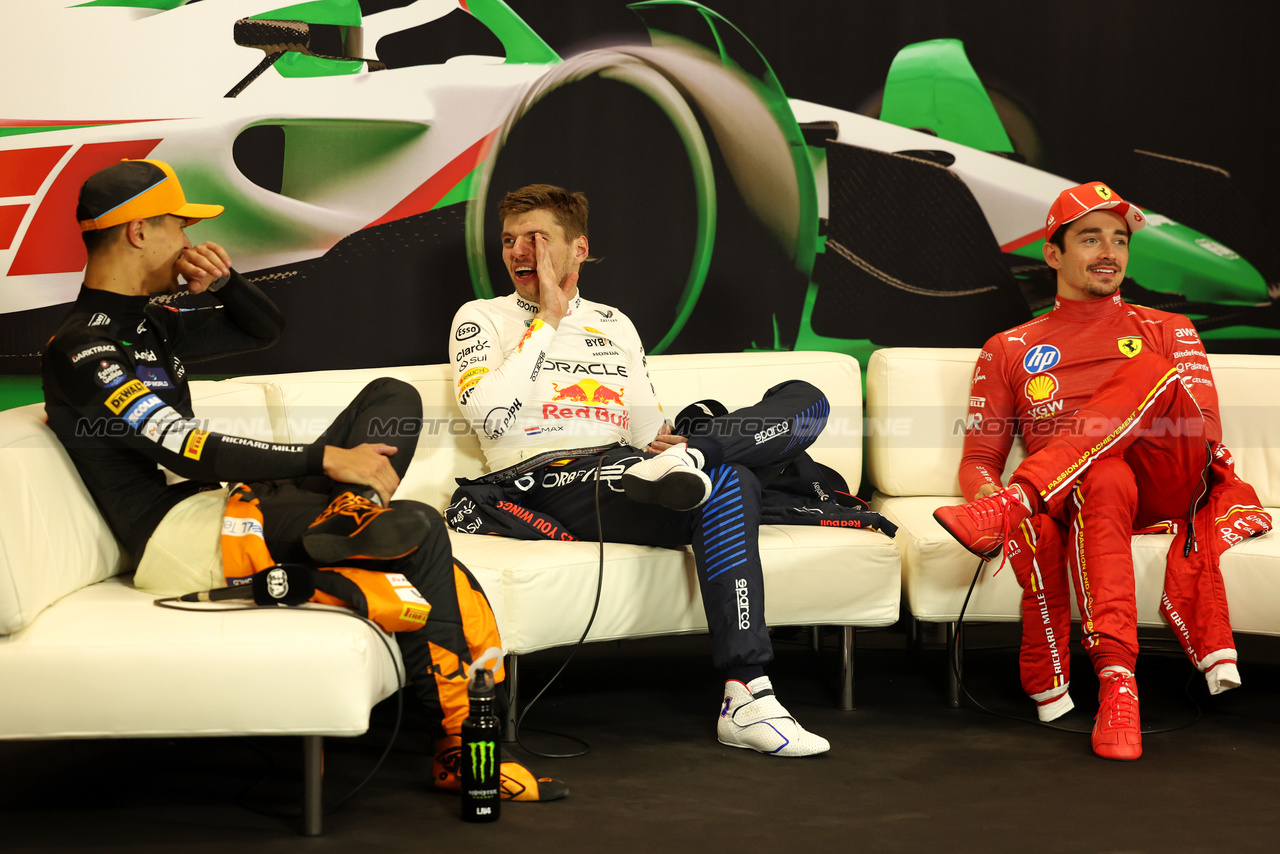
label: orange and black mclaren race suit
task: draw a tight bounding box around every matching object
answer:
[42,275,501,737]
[960,292,1271,716]
[446,292,849,673]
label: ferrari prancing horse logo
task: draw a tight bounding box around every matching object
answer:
[1117,337,1142,358]
[1095,184,1113,201]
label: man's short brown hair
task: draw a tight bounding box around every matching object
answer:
[497,184,589,240]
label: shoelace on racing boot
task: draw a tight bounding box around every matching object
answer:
[1099,672,1138,728]
[970,487,1024,575]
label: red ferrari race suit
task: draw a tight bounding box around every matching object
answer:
[960,293,1271,714]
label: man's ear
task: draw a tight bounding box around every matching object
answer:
[1042,238,1062,271]
[573,234,589,263]
[124,218,147,250]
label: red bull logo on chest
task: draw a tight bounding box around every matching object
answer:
[551,378,626,406]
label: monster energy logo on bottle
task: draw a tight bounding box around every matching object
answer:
[469,740,496,780]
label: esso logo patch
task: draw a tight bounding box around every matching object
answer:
[1023,344,1061,374]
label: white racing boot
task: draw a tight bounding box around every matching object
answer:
[620,442,711,511]
[717,676,830,757]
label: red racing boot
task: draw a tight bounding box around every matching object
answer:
[933,484,1034,561]
[1092,668,1142,761]
[432,735,569,802]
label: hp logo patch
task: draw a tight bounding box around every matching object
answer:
[1023,344,1061,374]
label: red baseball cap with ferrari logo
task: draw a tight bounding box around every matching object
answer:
[1045,181,1146,240]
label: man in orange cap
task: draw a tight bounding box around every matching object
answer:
[933,182,1271,760]
[42,159,567,801]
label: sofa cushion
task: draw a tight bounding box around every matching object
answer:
[866,347,1280,502]
[0,404,121,635]
[0,381,275,635]
[873,492,1280,632]
[228,364,484,513]
[1209,354,1280,506]
[0,576,402,738]
[451,523,901,655]
[232,351,865,515]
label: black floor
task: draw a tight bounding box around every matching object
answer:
[4,622,1280,853]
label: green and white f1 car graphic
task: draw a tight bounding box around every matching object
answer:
[2,0,1274,405]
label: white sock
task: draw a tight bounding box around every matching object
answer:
[1206,661,1242,695]
[1009,482,1035,513]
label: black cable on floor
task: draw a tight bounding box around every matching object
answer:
[511,454,609,759]
[950,556,1202,735]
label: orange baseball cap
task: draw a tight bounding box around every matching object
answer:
[1045,181,1146,241]
[77,159,224,231]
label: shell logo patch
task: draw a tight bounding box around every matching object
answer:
[1095,184,1113,201]
[1024,372,1059,404]
[1118,337,1143,358]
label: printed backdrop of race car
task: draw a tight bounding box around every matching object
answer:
[2,0,1275,402]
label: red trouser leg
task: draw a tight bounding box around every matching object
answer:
[1062,457,1141,674]
[1159,458,1270,674]
[1006,514,1073,716]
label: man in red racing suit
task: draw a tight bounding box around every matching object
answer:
[934,181,1271,761]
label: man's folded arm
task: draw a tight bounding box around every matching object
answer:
[166,271,287,363]
[449,306,554,429]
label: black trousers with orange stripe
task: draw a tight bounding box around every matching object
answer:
[252,378,503,738]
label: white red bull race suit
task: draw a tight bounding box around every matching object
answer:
[450,292,664,469]
[447,292,832,671]
[960,293,1270,713]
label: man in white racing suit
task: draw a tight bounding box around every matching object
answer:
[446,183,832,757]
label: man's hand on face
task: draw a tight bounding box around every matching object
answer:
[534,232,577,328]
[322,444,401,506]
[178,241,232,294]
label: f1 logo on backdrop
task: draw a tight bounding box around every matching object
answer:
[0,137,162,277]
[1022,344,1061,374]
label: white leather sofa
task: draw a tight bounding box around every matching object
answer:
[864,347,1280,704]
[0,350,899,833]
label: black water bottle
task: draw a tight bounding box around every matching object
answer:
[460,667,501,823]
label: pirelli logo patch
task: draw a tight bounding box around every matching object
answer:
[182,429,210,460]
[104,379,148,415]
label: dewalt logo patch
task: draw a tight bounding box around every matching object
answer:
[105,379,148,415]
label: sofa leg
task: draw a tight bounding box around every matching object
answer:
[838,626,856,711]
[302,735,323,837]
[503,654,519,743]
[809,626,823,654]
[946,621,964,709]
